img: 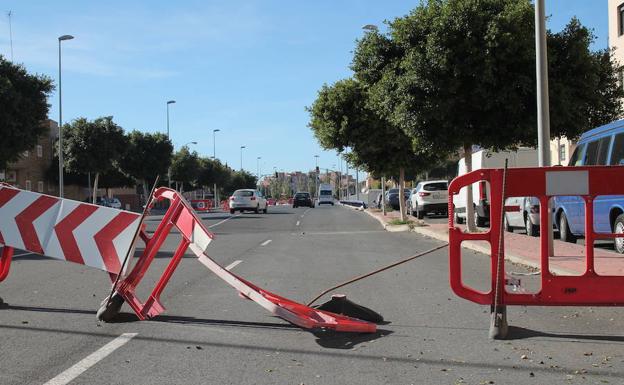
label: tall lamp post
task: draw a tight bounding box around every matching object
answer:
[212,129,220,159]
[166,100,176,138]
[240,145,246,171]
[256,156,262,180]
[166,100,176,188]
[58,34,74,198]
[212,129,221,203]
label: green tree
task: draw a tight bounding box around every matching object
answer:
[119,131,173,201]
[224,170,257,195]
[197,157,231,200]
[62,117,126,203]
[0,56,54,169]
[352,0,623,229]
[170,146,200,192]
[308,79,434,220]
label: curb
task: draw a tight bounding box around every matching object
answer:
[364,209,573,275]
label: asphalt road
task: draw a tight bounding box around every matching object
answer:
[2,204,624,384]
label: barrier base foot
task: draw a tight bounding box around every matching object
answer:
[488,305,508,340]
[97,292,125,322]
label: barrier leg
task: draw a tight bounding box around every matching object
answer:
[0,246,14,282]
[488,304,508,340]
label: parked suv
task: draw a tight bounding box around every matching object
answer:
[408,180,448,219]
[229,189,268,214]
[387,188,411,210]
[503,196,540,236]
[553,119,624,252]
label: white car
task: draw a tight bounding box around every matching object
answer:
[108,197,122,210]
[503,196,540,236]
[408,180,448,219]
[229,189,268,214]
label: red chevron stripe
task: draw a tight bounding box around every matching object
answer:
[54,204,98,265]
[15,195,59,254]
[0,188,20,244]
[94,212,138,273]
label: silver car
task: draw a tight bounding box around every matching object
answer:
[229,189,268,214]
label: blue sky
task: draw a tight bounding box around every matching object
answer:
[0,0,610,176]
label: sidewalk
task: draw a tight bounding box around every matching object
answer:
[364,208,624,276]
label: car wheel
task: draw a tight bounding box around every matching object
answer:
[416,205,424,219]
[293,205,297,208]
[454,212,465,225]
[254,206,259,214]
[525,214,539,237]
[503,215,512,232]
[613,214,624,254]
[229,209,235,214]
[264,206,268,214]
[559,212,576,243]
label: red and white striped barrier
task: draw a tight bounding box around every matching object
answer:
[0,185,141,274]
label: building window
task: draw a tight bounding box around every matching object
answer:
[37,181,44,192]
[559,144,566,162]
[36,145,43,158]
[620,4,624,36]
[25,180,31,191]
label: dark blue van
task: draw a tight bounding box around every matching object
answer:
[553,119,624,253]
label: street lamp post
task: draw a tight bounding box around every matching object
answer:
[166,100,176,139]
[212,129,220,159]
[240,146,246,171]
[166,100,176,188]
[257,156,262,181]
[212,129,220,203]
[58,34,74,198]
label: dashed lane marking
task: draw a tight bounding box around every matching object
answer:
[225,260,242,270]
[208,213,240,228]
[260,239,272,246]
[43,333,137,385]
[296,221,300,226]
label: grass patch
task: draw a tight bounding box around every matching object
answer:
[387,218,411,226]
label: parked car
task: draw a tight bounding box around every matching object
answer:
[503,196,540,236]
[387,188,411,210]
[408,180,448,219]
[108,197,122,210]
[293,192,313,208]
[453,147,538,227]
[553,118,624,252]
[229,189,268,214]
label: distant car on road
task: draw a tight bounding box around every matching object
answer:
[408,180,448,219]
[229,189,268,214]
[293,192,313,208]
[387,188,410,210]
[317,183,334,206]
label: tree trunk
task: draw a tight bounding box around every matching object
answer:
[464,144,477,232]
[142,179,149,206]
[92,172,100,205]
[398,167,407,222]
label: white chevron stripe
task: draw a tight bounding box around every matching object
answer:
[0,190,39,250]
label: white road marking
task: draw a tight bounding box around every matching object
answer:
[208,214,240,229]
[225,260,242,270]
[296,221,300,226]
[43,333,137,385]
[300,215,304,218]
[260,239,272,246]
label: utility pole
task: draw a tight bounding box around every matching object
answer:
[7,11,13,61]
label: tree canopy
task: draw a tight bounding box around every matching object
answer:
[119,130,173,188]
[0,56,54,169]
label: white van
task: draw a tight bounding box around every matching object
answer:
[453,148,538,226]
[317,183,334,206]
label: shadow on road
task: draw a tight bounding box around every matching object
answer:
[312,329,393,349]
[505,326,624,343]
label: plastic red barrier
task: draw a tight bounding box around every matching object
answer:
[190,199,214,212]
[111,187,376,332]
[449,166,624,307]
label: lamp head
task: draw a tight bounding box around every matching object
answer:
[58,35,74,41]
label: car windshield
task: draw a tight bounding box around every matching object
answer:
[234,190,254,197]
[320,190,332,196]
[423,182,447,191]
[388,189,399,194]
[295,193,309,198]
